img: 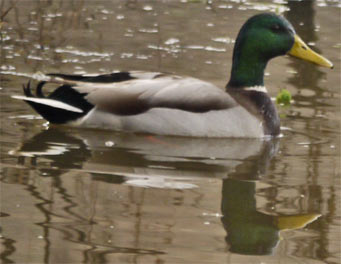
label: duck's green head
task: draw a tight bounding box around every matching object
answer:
[228,13,333,88]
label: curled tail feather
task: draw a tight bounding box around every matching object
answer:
[13,81,94,124]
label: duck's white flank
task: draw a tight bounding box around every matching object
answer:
[72,106,264,138]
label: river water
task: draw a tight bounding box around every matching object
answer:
[0,1,340,263]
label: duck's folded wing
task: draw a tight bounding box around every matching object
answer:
[14,72,237,123]
[70,74,237,115]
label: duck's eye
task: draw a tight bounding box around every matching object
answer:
[270,24,282,33]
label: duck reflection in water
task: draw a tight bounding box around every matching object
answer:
[9,128,320,257]
[221,178,319,255]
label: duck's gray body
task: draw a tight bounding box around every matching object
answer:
[13,71,278,138]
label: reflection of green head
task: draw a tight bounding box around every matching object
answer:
[221,179,280,255]
[221,179,321,255]
[222,215,279,255]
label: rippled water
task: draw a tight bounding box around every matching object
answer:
[0,1,340,263]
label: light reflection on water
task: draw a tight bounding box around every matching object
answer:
[0,0,340,263]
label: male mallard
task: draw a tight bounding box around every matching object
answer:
[13,13,333,137]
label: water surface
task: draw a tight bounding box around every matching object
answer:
[0,1,340,263]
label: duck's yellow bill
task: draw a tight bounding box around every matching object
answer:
[288,35,333,68]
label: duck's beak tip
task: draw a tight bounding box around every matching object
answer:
[288,35,333,69]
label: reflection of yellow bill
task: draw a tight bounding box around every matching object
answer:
[288,35,333,68]
[276,213,321,230]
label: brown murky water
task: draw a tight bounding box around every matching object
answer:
[0,1,340,263]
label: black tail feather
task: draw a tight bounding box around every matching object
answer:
[23,81,33,97]
[22,81,94,124]
[36,81,46,98]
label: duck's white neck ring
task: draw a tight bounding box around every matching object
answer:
[243,86,268,93]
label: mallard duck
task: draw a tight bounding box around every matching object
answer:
[13,13,333,138]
